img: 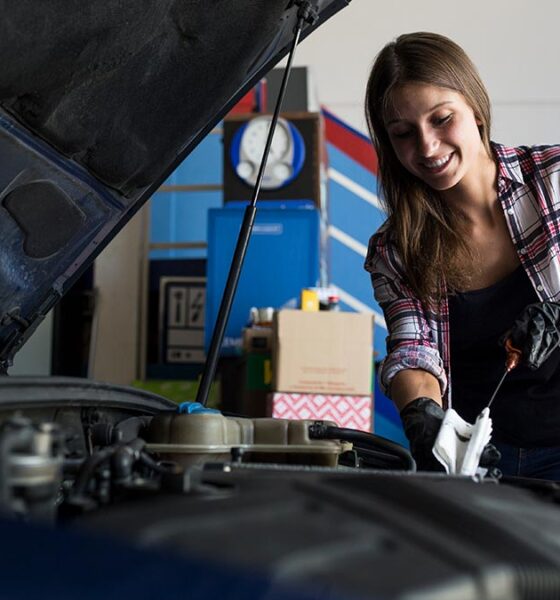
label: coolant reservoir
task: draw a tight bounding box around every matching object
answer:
[145,414,348,467]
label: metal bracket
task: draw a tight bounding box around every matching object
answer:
[295,0,319,26]
[0,308,29,329]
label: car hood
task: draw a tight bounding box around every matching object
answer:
[0,0,350,370]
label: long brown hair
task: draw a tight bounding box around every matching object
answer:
[365,32,493,302]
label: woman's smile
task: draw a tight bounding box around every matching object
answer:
[420,152,455,173]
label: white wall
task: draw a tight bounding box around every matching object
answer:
[8,312,53,375]
[89,207,148,385]
[291,0,560,146]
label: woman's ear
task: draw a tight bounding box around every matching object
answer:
[474,114,485,138]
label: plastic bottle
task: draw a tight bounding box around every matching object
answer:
[327,295,340,311]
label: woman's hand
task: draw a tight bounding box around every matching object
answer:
[400,397,446,471]
[392,370,445,470]
[504,302,560,370]
[400,397,501,472]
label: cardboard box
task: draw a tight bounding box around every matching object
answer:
[272,310,373,395]
[269,392,373,432]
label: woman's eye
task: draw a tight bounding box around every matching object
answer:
[391,129,412,139]
[435,114,452,126]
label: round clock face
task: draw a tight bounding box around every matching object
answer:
[242,118,290,165]
[231,116,306,190]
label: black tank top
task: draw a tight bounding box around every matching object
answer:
[448,265,560,447]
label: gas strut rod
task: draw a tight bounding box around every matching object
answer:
[487,338,522,409]
[196,2,318,407]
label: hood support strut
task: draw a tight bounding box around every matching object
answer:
[196,1,318,406]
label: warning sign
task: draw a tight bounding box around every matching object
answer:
[159,277,206,364]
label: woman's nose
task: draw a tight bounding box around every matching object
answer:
[417,128,439,156]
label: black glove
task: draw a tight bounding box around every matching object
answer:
[400,397,501,472]
[400,398,446,471]
[503,302,560,370]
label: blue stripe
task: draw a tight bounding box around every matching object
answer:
[374,377,400,423]
[329,238,376,304]
[329,179,386,247]
[374,375,407,445]
[374,414,408,447]
[373,324,387,361]
[327,143,379,195]
[329,238,386,359]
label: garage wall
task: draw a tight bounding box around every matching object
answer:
[8,313,53,375]
[290,0,560,146]
[88,207,148,385]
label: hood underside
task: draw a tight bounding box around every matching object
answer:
[0,0,350,369]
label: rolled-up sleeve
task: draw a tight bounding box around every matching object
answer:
[364,230,447,398]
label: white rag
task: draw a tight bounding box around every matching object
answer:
[432,407,493,476]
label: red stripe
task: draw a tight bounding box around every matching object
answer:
[324,112,378,175]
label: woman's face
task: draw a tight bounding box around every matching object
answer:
[385,82,486,192]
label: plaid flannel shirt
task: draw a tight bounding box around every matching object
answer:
[364,142,560,407]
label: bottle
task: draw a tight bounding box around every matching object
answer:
[327,295,340,311]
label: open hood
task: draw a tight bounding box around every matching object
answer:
[0,0,350,370]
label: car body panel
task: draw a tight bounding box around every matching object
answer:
[0,0,350,369]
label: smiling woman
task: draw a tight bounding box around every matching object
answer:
[365,33,495,302]
[363,32,560,479]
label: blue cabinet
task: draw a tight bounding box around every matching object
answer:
[206,204,323,355]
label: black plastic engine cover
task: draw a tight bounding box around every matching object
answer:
[79,467,560,599]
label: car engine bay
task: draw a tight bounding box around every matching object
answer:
[2,376,560,599]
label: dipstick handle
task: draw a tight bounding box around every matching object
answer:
[505,338,522,372]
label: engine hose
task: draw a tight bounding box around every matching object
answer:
[72,447,117,496]
[309,422,416,472]
[138,451,176,474]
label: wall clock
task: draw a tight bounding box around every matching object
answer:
[229,115,306,190]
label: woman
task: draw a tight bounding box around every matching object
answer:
[364,32,560,478]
